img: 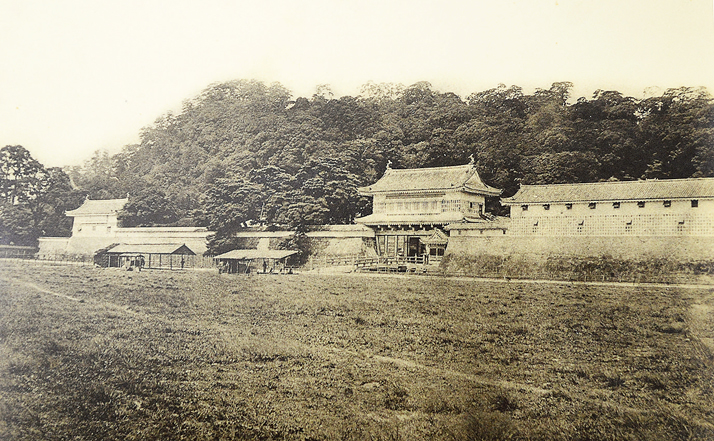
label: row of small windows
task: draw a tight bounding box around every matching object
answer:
[514,213,714,236]
[521,200,699,211]
[531,220,692,234]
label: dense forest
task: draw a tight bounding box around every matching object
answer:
[0,145,86,246]
[3,80,713,248]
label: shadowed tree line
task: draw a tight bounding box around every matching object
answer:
[0,145,86,246]
[4,80,712,248]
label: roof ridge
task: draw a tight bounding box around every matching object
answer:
[520,177,714,187]
[386,163,473,173]
[503,177,714,204]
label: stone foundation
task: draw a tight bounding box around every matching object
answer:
[446,234,714,261]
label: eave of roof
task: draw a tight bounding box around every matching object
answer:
[501,178,714,205]
[445,216,511,230]
[354,212,468,225]
[422,229,449,244]
[65,198,128,216]
[104,243,195,255]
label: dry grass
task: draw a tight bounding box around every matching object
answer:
[1,260,713,440]
[441,254,714,284]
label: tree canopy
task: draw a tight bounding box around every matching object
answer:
[0,146,85,246]
[117,188,180,227]
[58,80,714,252]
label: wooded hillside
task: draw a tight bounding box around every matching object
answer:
[0,145,86,246]
[58,79,714,249]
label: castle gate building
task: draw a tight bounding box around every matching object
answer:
[355,160,501,260]
[501,178,714,237]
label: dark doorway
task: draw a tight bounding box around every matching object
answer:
[407,237,420,257]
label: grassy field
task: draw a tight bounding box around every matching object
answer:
[1,261,713,440]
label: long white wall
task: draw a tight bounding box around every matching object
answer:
[446,234,714,261]
[39,227,212,257]
[507,199,714,236]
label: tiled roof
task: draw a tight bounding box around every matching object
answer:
[214,249,298,260]
[317,224,374,232]
[65,238,119,255]
[358,163,501,196]
[446,216,511,230]
[423,229,449,244]
[105,243,195,255]
[355,212,470,225]
[502,178,714,204]
[65,198,128,216]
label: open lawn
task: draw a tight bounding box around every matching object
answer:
[1,261,713,440]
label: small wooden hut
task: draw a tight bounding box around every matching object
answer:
[214,249,298,274]
[99,243,196,269]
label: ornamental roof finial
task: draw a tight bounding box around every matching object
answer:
[468,154,475,165]
[386,160,392,170]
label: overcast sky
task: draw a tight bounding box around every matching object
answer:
[2,0,714,168]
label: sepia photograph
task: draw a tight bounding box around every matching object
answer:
[1,1,714,439]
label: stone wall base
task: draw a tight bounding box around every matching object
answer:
[446,235,714,261]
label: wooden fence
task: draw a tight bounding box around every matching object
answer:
[1,253,219,270]
[1,254,91,266]
[354,255,427,267]
[0,246,38,259]
[354,256,439,274]
[305,254,438,273]
[307,254,361,270]
[138,254,216,270]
